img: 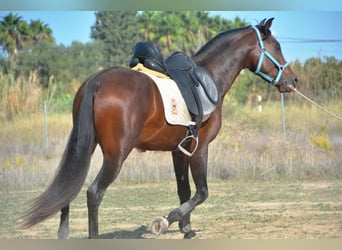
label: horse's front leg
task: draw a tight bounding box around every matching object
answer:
[172,150,193,236]
[168,146,209,239]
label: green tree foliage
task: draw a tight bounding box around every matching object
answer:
[16,41,68,88]
[90,11,247,63]
[231,56,342,106]
[137,11,203,55]
[28,20,54,46]
[16,40,105,88]
[91,11,139,67]
[0,13,54,68]
[14,40,105,112]
[292,56,342,101]
[68,40,105,81]
[0,13,30,66]
[137,11,247,56]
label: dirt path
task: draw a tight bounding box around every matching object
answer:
[1,180,341,239]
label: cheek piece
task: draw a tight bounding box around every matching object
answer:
[252,26,290,85]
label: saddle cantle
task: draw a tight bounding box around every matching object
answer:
[129,41,168,75]
[164,51,220,118]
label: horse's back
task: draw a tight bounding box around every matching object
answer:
[94,67,155,101]
[92,66,158,123]
[74,67,156,117]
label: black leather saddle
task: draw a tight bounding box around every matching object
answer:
[129,43,219,118]
[164,51,220,118]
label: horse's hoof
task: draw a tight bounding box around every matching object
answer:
[149,216,169,236]
[167,208,183,224]
[183,230,196,239]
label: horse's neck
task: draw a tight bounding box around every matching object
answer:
[194,28,255,97]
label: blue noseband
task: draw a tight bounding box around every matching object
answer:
[252,26,290,85]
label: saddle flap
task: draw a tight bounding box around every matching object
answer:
[164,52,198,115]
[164,52,220,117]
[190,67,220,105]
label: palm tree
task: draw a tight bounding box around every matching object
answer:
[29,20,54,45]
[0,13,54,67]
[0,13,29,66]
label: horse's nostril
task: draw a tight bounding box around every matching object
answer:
[292,78,298,87]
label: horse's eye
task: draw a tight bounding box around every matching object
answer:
[277,43,282,52]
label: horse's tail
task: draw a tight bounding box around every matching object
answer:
[21,78,99,228]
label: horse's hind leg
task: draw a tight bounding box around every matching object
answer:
[57,143,97,239]
[57,205,69,239]
[87,153,126,239]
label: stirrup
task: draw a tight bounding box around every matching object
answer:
[177,135,199,157]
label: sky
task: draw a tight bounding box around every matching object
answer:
[0,11,341,63]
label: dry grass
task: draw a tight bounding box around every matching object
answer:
[0,71,42,120]
[209,98,342,181]
[0,113,72,189]
[0,98,341,189]
[1,180,341,239]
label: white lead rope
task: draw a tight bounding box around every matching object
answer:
[290,86,342,121]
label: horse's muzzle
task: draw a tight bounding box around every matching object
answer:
[278,77,298,93]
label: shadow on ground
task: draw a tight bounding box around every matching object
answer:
[100,225,149,239]
[99,225,181,239]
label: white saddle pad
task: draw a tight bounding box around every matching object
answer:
[139,71,194,127]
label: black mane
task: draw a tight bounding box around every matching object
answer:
[193,25,252,62]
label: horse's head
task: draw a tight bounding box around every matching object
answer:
[248,18,298,93]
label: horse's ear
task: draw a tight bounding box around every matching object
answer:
[263,18,274,32]
[258,17,274,37]
[259,18,267,26]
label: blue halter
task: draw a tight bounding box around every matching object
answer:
[252,26,290,85]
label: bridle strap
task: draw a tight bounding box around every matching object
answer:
[252,26,290,85]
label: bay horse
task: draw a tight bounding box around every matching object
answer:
[22,18,297,239]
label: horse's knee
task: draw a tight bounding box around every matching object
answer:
[196,186,208,204]
[87,185,102,209]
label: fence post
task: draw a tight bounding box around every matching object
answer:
[43,101,49,150]
[281,93,286,140]
[257,95,262,113]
